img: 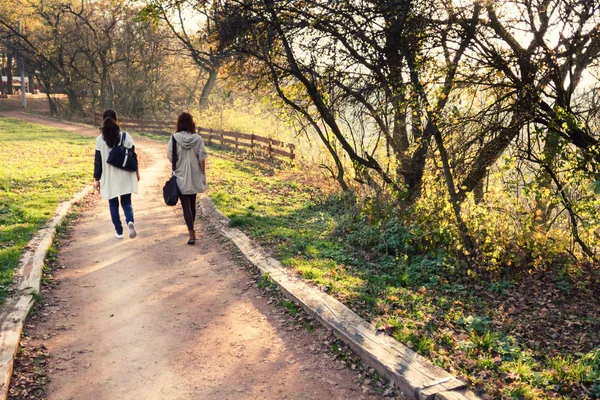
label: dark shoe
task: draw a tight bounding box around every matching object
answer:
[188,230,196,245]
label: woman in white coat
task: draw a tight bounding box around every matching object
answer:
[167,112,208,244]
[94,109,140,239]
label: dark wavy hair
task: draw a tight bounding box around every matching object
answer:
[102,109,120,148]
[176,112,196,134]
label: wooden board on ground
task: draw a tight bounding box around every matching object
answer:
[0,186,93,400]
[199,197,480,400]
[435,390,481,400]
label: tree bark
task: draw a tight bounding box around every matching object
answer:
[473,179,484,204]
[28,71,34,93]
[199,68,218,109]
[39,76,58,115]
[65,85,83,114]
[404,139,431,204]
[432,123,476,257]
[457,105,530,202]
[6,52,13,94]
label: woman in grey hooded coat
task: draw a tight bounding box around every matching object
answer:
[168,112,208,244]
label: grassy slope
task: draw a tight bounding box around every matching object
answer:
[8,120,600,399]
[206,149,600,400]
[0,117,94,300]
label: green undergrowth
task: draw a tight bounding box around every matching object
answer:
[207,149,600,399]
[0,117,94,303]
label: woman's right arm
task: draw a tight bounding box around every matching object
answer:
[94,138,102,191]
[94,151,102,180]
[167,137,173,162]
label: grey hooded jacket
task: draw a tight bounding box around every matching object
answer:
[167,131,208,195]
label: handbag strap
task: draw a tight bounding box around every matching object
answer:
[171,137,178,172]
[119,131,126,147]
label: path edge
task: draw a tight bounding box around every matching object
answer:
[0,185,94,399]
[199,197,480,400]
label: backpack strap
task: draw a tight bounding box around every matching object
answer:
[171,137,178,172]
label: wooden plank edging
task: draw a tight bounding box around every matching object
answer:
[198,197,481,400]
[0,185,94,399]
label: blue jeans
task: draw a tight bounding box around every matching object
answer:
[109,194,134,235]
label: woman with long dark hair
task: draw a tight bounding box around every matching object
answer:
[167,112,208,244]
[94,109,140,239]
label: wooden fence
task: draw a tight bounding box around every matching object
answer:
[94,113,296,161]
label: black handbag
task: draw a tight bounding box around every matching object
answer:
[163,137,179,206]
[106,132,138,172]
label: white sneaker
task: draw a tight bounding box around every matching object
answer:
[115,232,124,239]
[128,222,137,239]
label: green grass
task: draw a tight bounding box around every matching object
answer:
[206,148,600,399]
[280,300,301,316]
[0,116,94,302]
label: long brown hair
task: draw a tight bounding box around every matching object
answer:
[176,112,196,133]
[102,109,120,148]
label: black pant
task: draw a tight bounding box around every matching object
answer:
[180,194,197,232]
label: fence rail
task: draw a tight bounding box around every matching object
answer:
[94,113,296,161]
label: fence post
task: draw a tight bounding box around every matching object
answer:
[235,135,239,151]
[289,144,295,161]
[268,139,273,159]
[208,128,212,145]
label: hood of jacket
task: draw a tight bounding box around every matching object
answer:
[174,131,201,149]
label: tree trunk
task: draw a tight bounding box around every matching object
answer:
[535,129,560,223]
[28,71,34,93]
[65,86,83,114]
[457,107,529,202]
[403,110,432,204]
[392,106,410,153]
[199,68,218,109]
[6,52,13,94]
[392,102,410,181]
[404,143,429,203]
[473,179,484,204]
[48,93,59,115]
[383,6,413,192]
[402,99,427,204]
[39,76,58,115]
[0,46,4,96]
[432,123,476,257]
[100,70,113,110]
[0,69,4,97]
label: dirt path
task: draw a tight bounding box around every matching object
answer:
[2,112,386,400]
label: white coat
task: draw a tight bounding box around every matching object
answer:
[95,133,138,200]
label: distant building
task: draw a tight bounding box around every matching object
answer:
[1,76,29,92]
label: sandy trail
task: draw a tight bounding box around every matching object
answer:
[2,112,383,400]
